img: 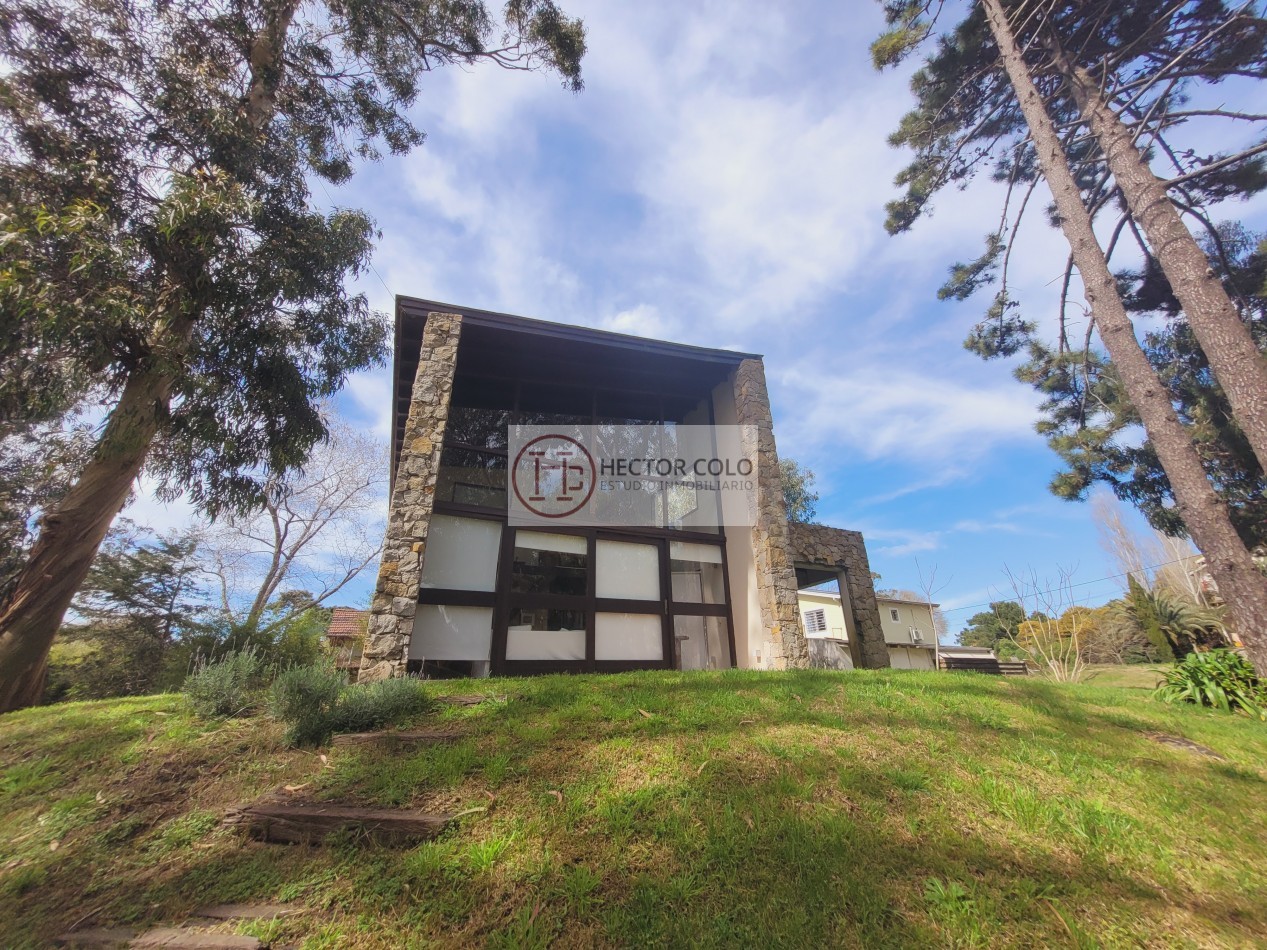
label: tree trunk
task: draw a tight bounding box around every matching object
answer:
[0,322,189,711]
[982,0,1267,671]
[1048,39,1267,474]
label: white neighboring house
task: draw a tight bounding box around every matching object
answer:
[797,590,940,670]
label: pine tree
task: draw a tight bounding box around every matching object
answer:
[875,0,1267,669]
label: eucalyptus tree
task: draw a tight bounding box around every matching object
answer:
[0,0,585,710]
[875,0,1267,669]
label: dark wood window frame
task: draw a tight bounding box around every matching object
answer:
[420,369,738,676]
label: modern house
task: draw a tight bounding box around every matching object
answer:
[361,297,891,680]
[798,590,939,670]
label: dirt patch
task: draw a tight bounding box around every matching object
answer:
[1144,731,1225,760]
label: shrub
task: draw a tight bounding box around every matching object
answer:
[1154,649,1266,719]
[330,677,431,735]
[272,673,432,747]
[269,663,347,746]
[270,663,345,723]
[183,647,263,718]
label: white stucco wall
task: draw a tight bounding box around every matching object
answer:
[798,591,938,670]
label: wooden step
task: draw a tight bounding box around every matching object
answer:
[130,930,262,949]
[195,904,300,921]
[223,802,451,845]
[331,728,462,748]
[55,928,137,948]
[434,694,501,706]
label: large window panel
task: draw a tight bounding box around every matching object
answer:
[596,540,660,600]
[421,515,501,592]
[505,607,586,660]
[410,605,493,662]
[669,541,727,604]
[511,531,588,596]
[595,612,663,661]
[436,445,507,508]
[673,615,731,670]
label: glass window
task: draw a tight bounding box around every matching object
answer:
[436,444,507,508]
[673,615,731,670]
[596,613,663,661]
[511,532,588,596]
[445,405,511,451]
[596,540,660,600]
[421,515,502,592]
[669,541,726,604]
[409,605,493,662]
[505,607,586,660]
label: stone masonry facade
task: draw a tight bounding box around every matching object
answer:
[734,359,809,670]
[359,312,462,682]
[787,522,889,669]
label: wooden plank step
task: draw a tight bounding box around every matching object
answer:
[55,928,138,948]
[332,728,463,748]
[195,904,301,920]
[434,694,502,706]
[223,802,451,845]
[129,930,262,949]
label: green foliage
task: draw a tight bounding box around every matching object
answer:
[1154,649,1267,719]
[959,601,1025,649]
[876,0,1267,536]
[42,520,209,702]
[778,458,819,524]
[269,663,346,744]
[271,671,431,747]
[0,422,95,602]
[183,647,263,718]
[0,0,585,517]
[1117,577,1226,662]
[1026,227,1267,547]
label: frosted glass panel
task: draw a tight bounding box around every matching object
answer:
[409,605,493,661]
[516,531,586,555]
[669,541,723,563]
[596,613,663,661]
[596,541,660,600]
[421,515,501,591]
[673,615,730,670]
[670,540,727,604]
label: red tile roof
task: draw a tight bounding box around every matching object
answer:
[326,607,369,638]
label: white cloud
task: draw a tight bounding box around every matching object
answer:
[777,361,1041,464]
[601,304,678,340]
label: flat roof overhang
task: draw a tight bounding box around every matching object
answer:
[391,296,762,471]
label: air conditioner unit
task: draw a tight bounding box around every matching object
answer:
[910,628,923,642]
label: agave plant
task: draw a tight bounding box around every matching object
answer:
[1154,649,1266,720]
[1118,578,1227,661]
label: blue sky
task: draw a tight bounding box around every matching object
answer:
[133,0,1263,634]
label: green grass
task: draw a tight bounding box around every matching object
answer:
[1083,664,1165,690]
[0,671,1264,948]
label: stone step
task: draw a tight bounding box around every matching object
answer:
[223,801,452,845]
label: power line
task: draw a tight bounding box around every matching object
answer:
[941,554,1197,615]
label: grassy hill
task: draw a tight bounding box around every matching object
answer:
[1,669,1264,948]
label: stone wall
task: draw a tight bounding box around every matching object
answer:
[359,312,462,682]
[788,522,889,669]
[733,359,808,670]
